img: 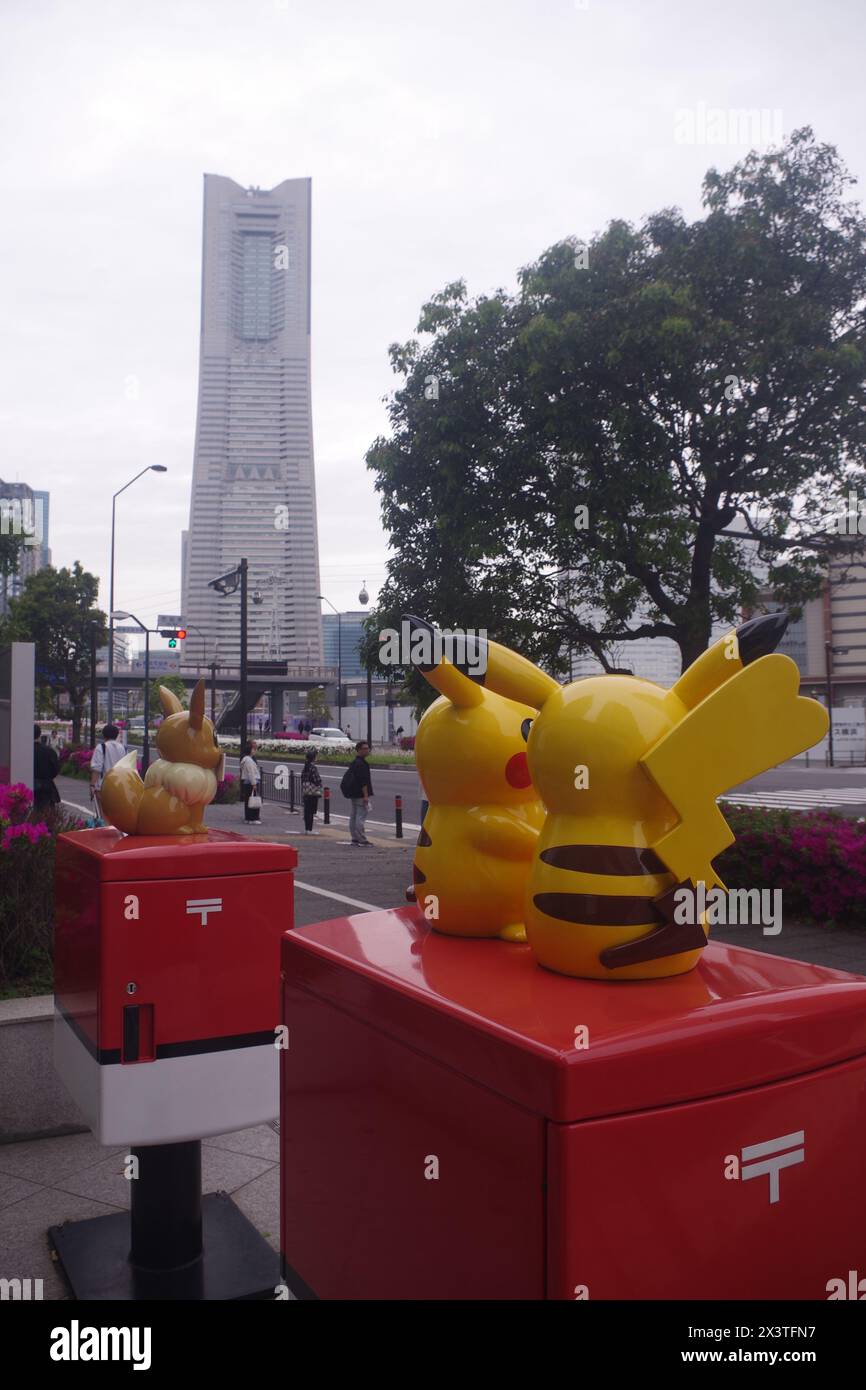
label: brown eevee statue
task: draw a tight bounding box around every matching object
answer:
[100,680,225,835]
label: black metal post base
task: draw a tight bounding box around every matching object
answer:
[49,1140,278,1301]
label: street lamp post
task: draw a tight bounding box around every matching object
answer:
[318,595,342,728]
[112,611,152,772]
[107,466,167,722]
[358,581,371,745]
[208,560,248,743]
[89,623,99,748]
[209,651,219,725]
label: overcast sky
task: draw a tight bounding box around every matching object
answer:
[2,0,864,654]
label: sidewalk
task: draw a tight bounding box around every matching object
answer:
[0,1125,281,1300]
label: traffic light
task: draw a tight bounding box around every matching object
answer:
[160,628,187,648]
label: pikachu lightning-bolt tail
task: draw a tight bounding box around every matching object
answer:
[642,653,829,891]
[475,612,827,980]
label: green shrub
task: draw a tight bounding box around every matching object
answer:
[0,787,85,993]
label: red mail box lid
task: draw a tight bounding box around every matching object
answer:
[282,906,866,1122]
[59,828,297,881]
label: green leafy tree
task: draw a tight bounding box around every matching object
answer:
[148,675,188,717]
[368,128,866,673]
[359,616,431,720]
[304,687,331,724]
[0,563,107,741]
[0,531,26,615]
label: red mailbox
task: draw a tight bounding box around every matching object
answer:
[54,828,297,1145]
[280,905,866,1300]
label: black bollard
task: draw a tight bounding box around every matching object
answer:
[395,795,403,839]
[323,786,330,824]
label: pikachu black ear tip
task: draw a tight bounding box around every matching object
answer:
[401,614,438,672]
[736,611,789,664]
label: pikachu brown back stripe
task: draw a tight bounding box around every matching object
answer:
[540,844,666,875]
[534,892,662,928]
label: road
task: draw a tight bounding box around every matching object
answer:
[69,750,866,837]
[227,754,866,820]
[224,755,427,831]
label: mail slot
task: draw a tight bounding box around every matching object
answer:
[54,827,296,1145]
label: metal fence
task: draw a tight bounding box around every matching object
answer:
[800,751,866,768]
[260,765,299,810]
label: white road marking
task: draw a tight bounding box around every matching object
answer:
[294,880,383,912]
[721,788,866,809]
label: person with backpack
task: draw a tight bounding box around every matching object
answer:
[340,740,373,846]
[89,724,126,822]
[301,747,322,834]
[33,724,60,811]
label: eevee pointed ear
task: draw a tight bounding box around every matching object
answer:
[189,679,205,731]
[159,686,184,717]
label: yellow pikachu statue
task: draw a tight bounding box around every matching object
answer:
[101,679,225,836]
[476,613,828,981]
[406,616,545,941]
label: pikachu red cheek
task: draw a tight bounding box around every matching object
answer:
[505,752,531,789]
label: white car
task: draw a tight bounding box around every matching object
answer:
[309,727,354,749]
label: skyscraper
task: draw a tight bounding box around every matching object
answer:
[182,175,323,668]
[0,479,51,616]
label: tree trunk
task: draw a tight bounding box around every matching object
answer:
[675,603,713,673]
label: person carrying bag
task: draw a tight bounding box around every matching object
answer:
[301,747,322,834]
[240,740,262,823]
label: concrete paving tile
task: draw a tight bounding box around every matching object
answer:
[0,1171,44,1210]
[0,1185,126,1298]
[0,1132,125,1186]
[201,1144,274,1195]
[53,1149,134,1209]
[204,1124,280,1162]
[232,1164,280,1250]
[53,1143,275,1208]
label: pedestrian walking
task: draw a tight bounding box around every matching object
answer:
[301,747,322,834]
[240,740,262,823]
[340,740,373,846]
[89,724,126,822]
[33,724,60,812]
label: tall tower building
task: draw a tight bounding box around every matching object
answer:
[182,175,323,668]
[0,480,51,616]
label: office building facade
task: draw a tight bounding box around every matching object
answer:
[322,611,368,680]
[0,479,51,615]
